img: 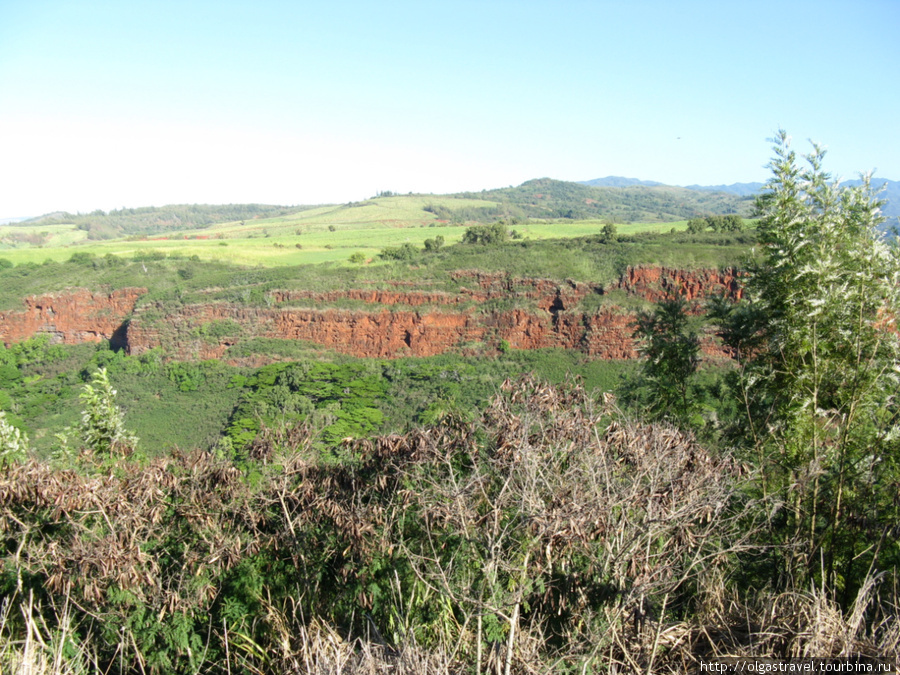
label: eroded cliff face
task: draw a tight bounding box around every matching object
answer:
[270,272,594,312]
[0,267,741,361]
[0,288,146,348]
[613,266,743,303]
[125,304,642,361]
[127,266,740,362]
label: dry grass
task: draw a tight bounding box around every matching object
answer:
[1,376,897,674]
[0,591,95,675]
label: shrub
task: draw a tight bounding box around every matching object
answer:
[462,222,510,245]
[600,222,617,242]
[0,377,751,673]
[0,410,27,466]
[423,235,444,252]
[631,292,701,426]
[378,243,418,261]
[78,367,139,456]
[68,251,96,265]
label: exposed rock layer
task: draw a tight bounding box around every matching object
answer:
[0,288,146,348]
[0,267,741,361]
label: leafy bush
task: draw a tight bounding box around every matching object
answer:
[687,214,744,233]
[0,410,27,466]
[378,242,418,261]
[67,251,96,265]
[78,367,138,456]
[461,222,511,245]
[423,234,444,252]
[631,292,701,426]
[196,319,242,341]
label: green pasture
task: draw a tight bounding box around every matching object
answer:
[509,219,688,239]
[176,196,505,237]
[0,222,88,248]
[0,211,690,267]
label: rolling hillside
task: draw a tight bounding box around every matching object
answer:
[15,203,313,240]
[451,177,753,222]
[6,177,755,245]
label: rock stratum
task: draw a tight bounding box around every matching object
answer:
[0,287,147,349]
[0,267,742,362]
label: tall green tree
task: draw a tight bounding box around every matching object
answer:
[632,292,701,426]
[719,131,900,599]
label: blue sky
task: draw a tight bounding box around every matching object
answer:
[1,0,898,217]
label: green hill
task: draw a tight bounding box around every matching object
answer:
[11,178,756,246]
[17,203,318,240]
[450,177,754,222]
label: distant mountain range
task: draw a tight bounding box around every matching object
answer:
[580,177,667,189]
[581,176,900,224]
[683,182,764,197]
[581,176,764,195]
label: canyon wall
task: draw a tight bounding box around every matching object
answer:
[0,267,741,361]
[0,288,146,348]
[125,304,642,361]
[612,266,743,303]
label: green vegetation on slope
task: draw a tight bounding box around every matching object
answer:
[0,334,637,456]
[1,179,755,268]
[0,228,755,312]
[453,177,755,222]
[15,203,316,239]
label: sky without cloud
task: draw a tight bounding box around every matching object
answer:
[1,0,898,218]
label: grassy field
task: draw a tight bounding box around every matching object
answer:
[0,196,692,267]
[0,230,755,313]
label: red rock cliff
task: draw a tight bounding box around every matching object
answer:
[0,288,146,347]
[613,266,743,302]
[126,303,646,361]
[0,266,740,361]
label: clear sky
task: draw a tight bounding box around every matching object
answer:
[1,0,898,217]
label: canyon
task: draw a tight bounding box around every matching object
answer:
[0,266,742,362]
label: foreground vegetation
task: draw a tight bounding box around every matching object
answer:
[1,136,898,672]
[1,376,896,673]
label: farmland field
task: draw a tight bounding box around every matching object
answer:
[0,195,693,267]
